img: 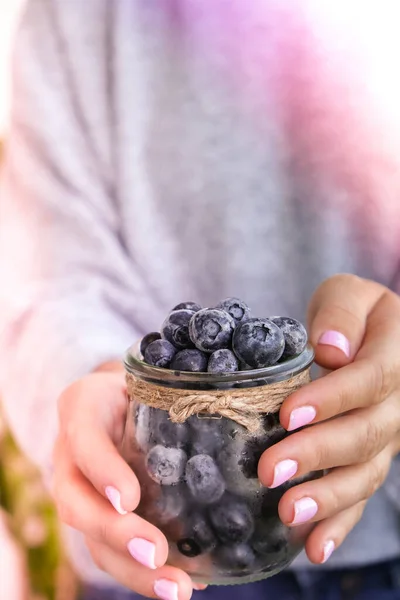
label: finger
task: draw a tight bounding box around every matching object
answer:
[58,373,140,513]
[304,501,366,564]
[259,400,397,486]
[277,448,391,527]
[307,274,384,369]
[87,538,194,600]
[280,356,397,430]
[52,452,169,569]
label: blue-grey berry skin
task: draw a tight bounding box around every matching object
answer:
[153,409,189,449]
[161,309,195,350]
[207,349,239,374]
[173,301,202,312]
[177,512,217,557]
[140,332,161,357]
[171,349,208,372]
[146,445,187,485]
[209,496,254,543]
[232,318,285,368]
[185,454,225,504]
[270,316,308,360]
[215,297,251,325]
[250,518,289,556]
[144,339,177,368]
[189,309,235,353]
[214,543,256,572]
[154,485,186,524]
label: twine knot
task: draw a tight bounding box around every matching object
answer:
[126,368,311,433]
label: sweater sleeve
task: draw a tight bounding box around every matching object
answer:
[0,0,140,479]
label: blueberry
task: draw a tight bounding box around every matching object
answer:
[213,544,256,572]
[185,454,225,504]
[217,438,262,496]
[239,426,287,479]
[153,409,189,449]
[232,318,285,368]
[161,309,195,350]
[144,339,177,368]
[190,428,225,458]
[154,485,186,524]
[209,496,254,543]
[173,302,202,312]
[239,360,253,371]
[140,332,161,357]
[215,297,251,325]
[146,445,187,485]
[270,317,308,360]
[177,512,217,557]
[189,309,235,353]
[171,349,208,372]
[207,349,239,374]
[250,518,289,557]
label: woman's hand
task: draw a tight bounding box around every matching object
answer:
[258,274,400,564]
[51,365,195,600]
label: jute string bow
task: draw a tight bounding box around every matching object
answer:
[126,368,311,434]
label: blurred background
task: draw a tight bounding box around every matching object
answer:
[0,2,77,599]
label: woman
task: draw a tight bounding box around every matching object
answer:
[1,1,400,599]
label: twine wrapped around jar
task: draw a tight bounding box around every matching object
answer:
[126,368,311,434]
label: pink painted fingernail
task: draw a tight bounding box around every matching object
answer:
[127,538,156,569]
[322,539,335,563]
[193,583,208,590]
[288,406,317,431]
[318,331,350,358]
[154,579,179,600]
[105,486,127,515]
[291,497,318,525]
[270,459,298,488]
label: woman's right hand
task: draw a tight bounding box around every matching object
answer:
[51,367,195,600]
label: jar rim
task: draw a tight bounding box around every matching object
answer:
[124,341,314,387]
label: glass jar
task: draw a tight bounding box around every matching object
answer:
[122,342,318,586]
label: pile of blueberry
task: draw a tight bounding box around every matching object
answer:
[141,298,308,372]
[131,299,310,578]
[134,405,296,577]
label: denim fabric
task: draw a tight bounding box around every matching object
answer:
[80,559,400,600]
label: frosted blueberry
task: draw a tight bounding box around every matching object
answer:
[144,339,177,368]
[233,318,285,368]
[189,309,235,353]
[146,445,187,485]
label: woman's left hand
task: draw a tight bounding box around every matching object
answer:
[258,274,400,564]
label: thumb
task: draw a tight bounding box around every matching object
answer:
[307,274,384,370]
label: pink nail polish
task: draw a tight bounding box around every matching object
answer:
[154,579,179,600]
[127,538,156,569]
[105,486,127,515]
[322,540,335,563]
[288,406,316,431]
[318,330,350,358]
[269,459,298,488]
[193,583,207,590]
[291,497,318,525]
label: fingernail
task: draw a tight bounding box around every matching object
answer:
[154,579,179,600]
[105,486,127,515]
[269,459,298,488]
[318,330,350,358]
[127,538,156,569]
[193,583,208,590]
[322,539,335,563]
[291,497,318,525]
[288,406,317,431]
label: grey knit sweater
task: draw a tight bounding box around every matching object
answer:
[1,0,400,588]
